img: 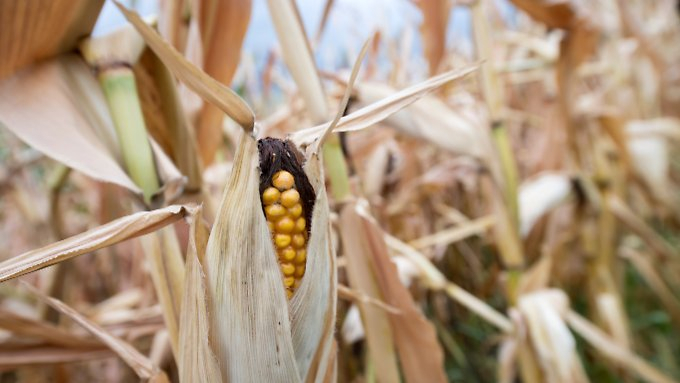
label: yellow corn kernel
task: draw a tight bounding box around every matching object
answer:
[280,247,296,261]
[294,217,305,233]
[292,234,305,248]
[265,204,286,219]
[288,203,302,218]
[275,234,291,248]
[294,249,306,264]
[272,170,294,190]
[262,187,280,205]
[280,189,300,208]
[281,263,295,276]
[262,167,309,299]
[276,217,295,233]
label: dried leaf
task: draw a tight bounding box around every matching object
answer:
[416,0,450,75]
[340,203,400,383]
[0,309,99,348]
[267,0,328,123]
[0,55,139,193]
[519,173,573,236]
[0,205,192,283]
[139,226,185,359]
[22,282,168,382]
[518,290,588,383]
[508,0,577,29]
[0,347,112,368]
[178,206,222,383]
[345,201,448,383]
[195,0,253,165]
[290,64,480,147]
[115,2,255,132]
[408,215,495,249]
[566,311,676,383]
[0,0,103,81]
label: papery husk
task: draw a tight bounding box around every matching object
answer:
[518,173,573,237]
[204,132,335,382]
[178,206,222,383]
[290,151,337,383]
[518,290,588,383]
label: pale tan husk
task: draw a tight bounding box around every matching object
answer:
[204,132,335,382]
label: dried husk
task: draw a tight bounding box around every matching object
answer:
[518,173,573,237]
[517,290,588,383]
[178,206,222,383]
[204,131,335,382]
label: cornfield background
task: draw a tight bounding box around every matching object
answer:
[0,0,679,382]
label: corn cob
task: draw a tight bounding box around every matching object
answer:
[258,138,315,298]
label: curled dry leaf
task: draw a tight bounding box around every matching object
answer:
[0,205,193,283]
[290,64,481,149]
[115,1,255,132]
[0,55,138,193]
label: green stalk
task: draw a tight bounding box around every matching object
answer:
[99,67,159,203]
[492,122,520,227]
[322,135,351,202]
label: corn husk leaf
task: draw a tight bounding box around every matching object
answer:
[0,0,103,81]
[115,2,255,132]
[205,132,299,382]
[178,206,222,383]
[0,205,192,283]
[290,64,481,148]
[0,55,138,193]
[205,129,336,382]
[139,226,186,359]
[290,153,337,382]
[518,290,588,383]
[21,282,168,382]
[351,201,448,383]
[195,0,253,164]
